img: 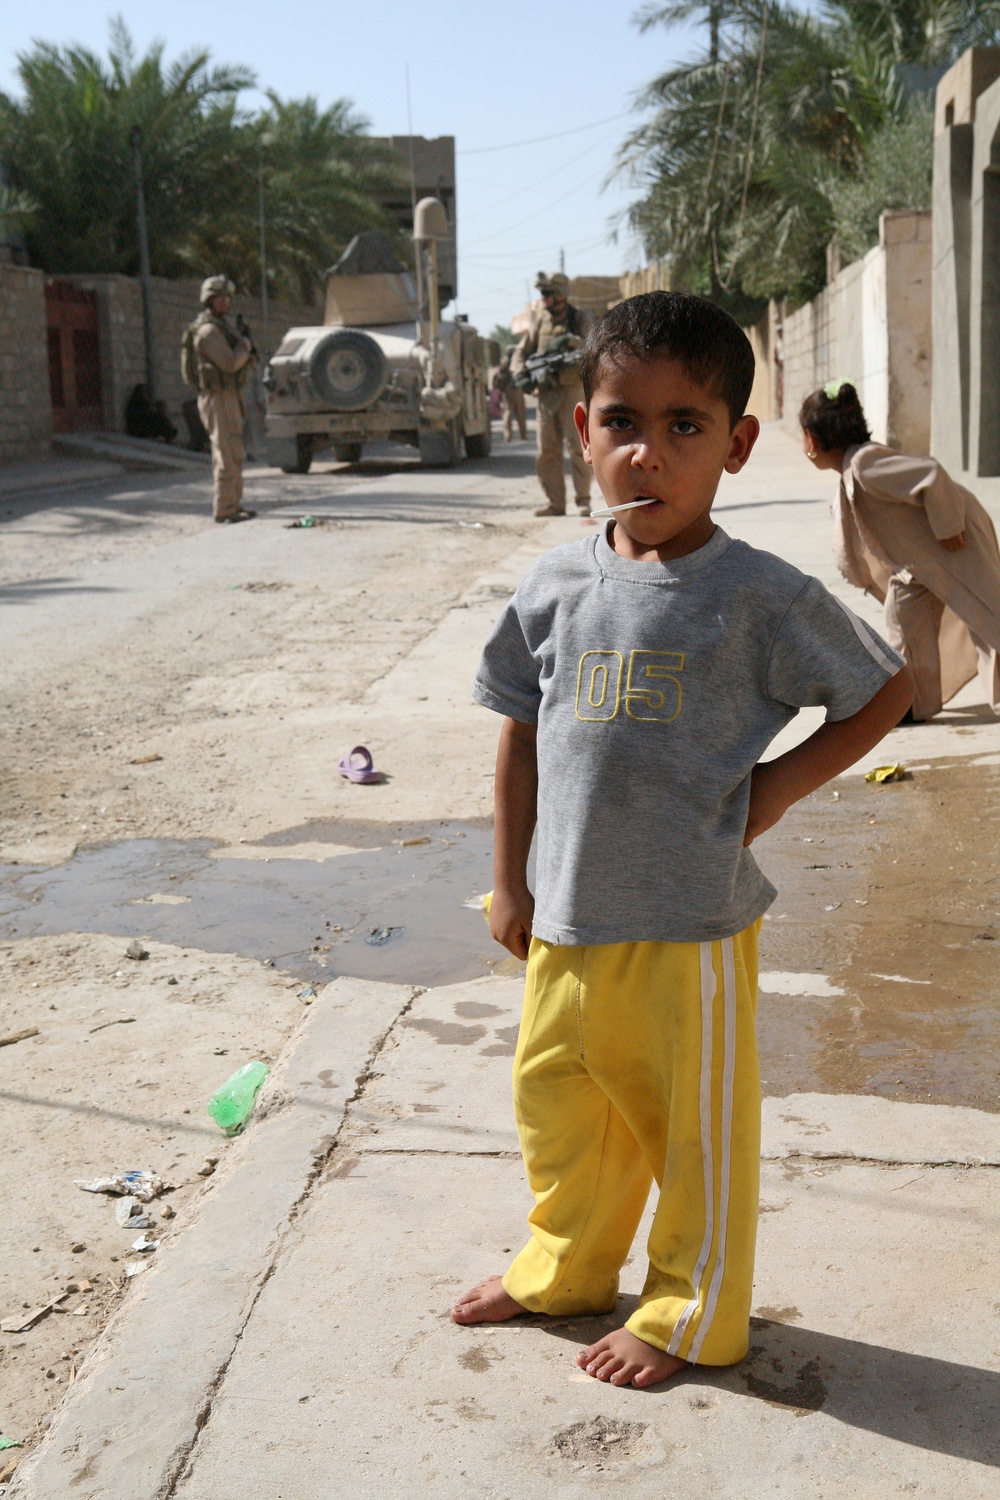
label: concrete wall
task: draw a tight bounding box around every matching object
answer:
[967,75,1000,478]
[60,275,317,435]
[932,48,1000,495]
[883,211,933,455]
[781,210,931,452]
[0,259,52,462]
[932,124,974,472]
[743,300,782,423]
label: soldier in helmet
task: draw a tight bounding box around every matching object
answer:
[511,272,591,517]
[182,276,256,524]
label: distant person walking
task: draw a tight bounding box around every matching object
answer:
[493,346,527,442]
[511,272,591,517]
[181,276,256,524]
[801,380,1000,721]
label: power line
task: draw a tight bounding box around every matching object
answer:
[461,162,614,250]
[460,127,625,226]
[457,111,630,155]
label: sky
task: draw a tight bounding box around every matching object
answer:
[4,0,714,333]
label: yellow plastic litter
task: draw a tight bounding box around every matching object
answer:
[865,763,907,784]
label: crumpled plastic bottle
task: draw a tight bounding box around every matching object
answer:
[207,1061,269,1135]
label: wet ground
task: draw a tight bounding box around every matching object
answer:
[0,819,499,990]
[755,756,1000,1112]
[1,759,996,1111]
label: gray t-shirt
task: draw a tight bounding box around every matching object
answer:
[473,523,903,945]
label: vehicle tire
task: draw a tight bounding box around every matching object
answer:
[418,417,462,467]
[308,331,387,410]
[279,435,314,474]
[332,442,363,463]
[464,425,491,459]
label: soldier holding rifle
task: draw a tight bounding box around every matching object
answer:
[182,276,256,524]
[511,271,591,517]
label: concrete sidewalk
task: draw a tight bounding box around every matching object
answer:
[14,975,1000,1499]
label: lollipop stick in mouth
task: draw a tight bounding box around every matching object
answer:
[588,497,660,517]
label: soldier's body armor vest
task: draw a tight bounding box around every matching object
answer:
[535,302,584,355]
[182,311,250,394]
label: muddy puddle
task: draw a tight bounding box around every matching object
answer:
[755,756,1000,1111]
[1,759,996,1109]
[0,819,507,989]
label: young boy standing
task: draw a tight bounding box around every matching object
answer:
[452,292,912,1388]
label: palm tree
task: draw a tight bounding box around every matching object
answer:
[825,0,1000,64]
[0,18,253,276]
[620,0,1000,307]
[180,96,407,306]
[0,18,408,305]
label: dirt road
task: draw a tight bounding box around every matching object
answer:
[1,425,997,1470]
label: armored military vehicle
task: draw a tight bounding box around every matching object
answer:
[264,199,491,472]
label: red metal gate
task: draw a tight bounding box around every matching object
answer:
[45,281,104,432]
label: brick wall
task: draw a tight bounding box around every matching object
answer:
[782,284,835,438]
[0,259,52,462]
[62,274,318,434]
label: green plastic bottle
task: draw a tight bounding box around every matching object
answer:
[207,1061,269,1135]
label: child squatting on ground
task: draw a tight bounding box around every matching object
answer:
[451,291,914,1389]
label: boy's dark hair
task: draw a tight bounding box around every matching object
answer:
[799,383,871,450]
[579,290,755,427]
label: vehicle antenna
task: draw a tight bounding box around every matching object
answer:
[405,64,423,316]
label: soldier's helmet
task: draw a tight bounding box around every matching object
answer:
[535,271,571,298]
[200,275,235,306]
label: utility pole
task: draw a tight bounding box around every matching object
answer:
[258,138,270,360]
[129,125,157,403]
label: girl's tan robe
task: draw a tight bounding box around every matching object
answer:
[834,443,1000,720]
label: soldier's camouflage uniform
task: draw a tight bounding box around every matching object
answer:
[512,296,591,514]
[191,312,253,521]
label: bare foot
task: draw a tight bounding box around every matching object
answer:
[451,1275,526,1325]
[576,1329,689,1388]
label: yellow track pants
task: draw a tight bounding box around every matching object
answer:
[502,925,761,1365]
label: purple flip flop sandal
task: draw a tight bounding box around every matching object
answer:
[337,745,382,784]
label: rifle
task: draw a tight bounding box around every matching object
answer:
[235,313,258,359]
[518,345,581,393]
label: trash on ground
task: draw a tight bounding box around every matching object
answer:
[90,1015,137,1033]
[114,1196,151,1229]
[462,892,492,913]
[400,835,431,847]
[125,1262,147,1279]
[1,1293,70,1333]
[337,744,382,784]
[286,514,329,528]
[125,939,149,960]
[865,762,908,783]
[0,1437,21,1451]
[75,1169,166,1202]
[366,925,403,947]
[207,1060,269,1135]
[0,1026,40,1048]
[458,521,484,529]
[131,1235,158,1253]
[298,986,316,1000]
[129,753,163,764]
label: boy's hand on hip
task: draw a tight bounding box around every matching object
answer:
[743,761,791,847]
[490,884,535,960]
